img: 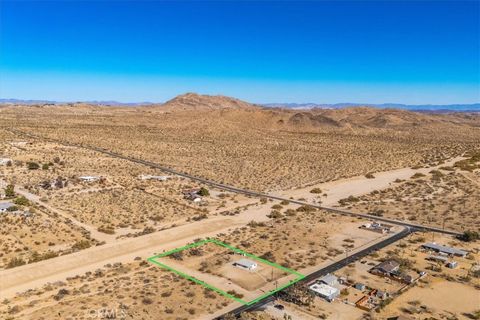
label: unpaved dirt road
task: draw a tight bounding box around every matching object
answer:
[0,212,267,299]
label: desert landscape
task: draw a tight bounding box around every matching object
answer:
[1,1,479,318]
[0,95,478,320]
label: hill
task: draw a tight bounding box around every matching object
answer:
[157,93,259,111]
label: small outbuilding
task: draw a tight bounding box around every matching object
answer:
[354,283,366,291]
[233,259,258,271]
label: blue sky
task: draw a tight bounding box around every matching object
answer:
[0,1,479,104]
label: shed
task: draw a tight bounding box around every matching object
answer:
[446,261,458,269]
[354,283,366,291]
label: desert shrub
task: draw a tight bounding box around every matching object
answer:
[268,210,283,219]
[26,162,40,170]
[4,184,15,198]
[13,196,29,206]
[411,172,426,179]
[296,205,315,212]
[226,290,244,299]
[310,188,322,194]
[459,230,479,242]
[97,226,115,234]
[72,240,92,250]
[6,257,26,269]
[198,187,210,196]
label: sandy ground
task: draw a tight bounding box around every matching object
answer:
[381,278,480,318]
[273,156,464,206]
[0,198,275,300]
[6,181,115,243]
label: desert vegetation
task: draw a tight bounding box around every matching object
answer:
[339,152,480,232]
[0,258,231,320]
[1,98,479,192]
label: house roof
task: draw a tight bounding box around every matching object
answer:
[320,274,338,285]
[234,258,257,269]
[422,242,467,256]
[309,283,339,297]
[0,202,14,210]
[374,260,400,273]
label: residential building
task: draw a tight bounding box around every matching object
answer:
[79,176,100,182]
[233,259,258,271]
[421,242,467,257]
[139,175,170,181]
[309,283,339,302]
[0,202,14,213]
[319,274,338,286]
[371,260,400,276]
[360,222,393,234]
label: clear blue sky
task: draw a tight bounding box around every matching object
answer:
[1,1,479,104]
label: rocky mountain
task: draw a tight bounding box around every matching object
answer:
[158,93,259,111]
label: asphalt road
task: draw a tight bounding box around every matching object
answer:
[214,226,413,319]
[7,129,463,319]
[9,129,462,237]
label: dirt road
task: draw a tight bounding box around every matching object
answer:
[0,214,265,299]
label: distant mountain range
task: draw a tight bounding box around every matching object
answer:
[1,98,479,112]
[0,98,150,106]
[263,102,480,112]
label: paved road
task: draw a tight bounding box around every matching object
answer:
[214,226,413,319]
[9,128,462,237]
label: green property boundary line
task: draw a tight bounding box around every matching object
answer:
[147,238,305,305]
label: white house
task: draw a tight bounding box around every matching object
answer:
[233,258,258,271]
[319,274,338,287]
[309,283,339,302]
[139,175,170,181]
[0,202,15,213]
[79,176,100,182]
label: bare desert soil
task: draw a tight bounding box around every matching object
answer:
[0,259,231,320]
[0,97,479,320]
[1,99,479,192]
[339,153,480,232]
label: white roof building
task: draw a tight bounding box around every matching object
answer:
[139,175,170,181]
[0,158,12,165]
[0,202,15,212]
[319,274,338,286]
[309,283,339,302]
[79,176,100,182]
[422,242,467,257]
[233,258,258,271]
